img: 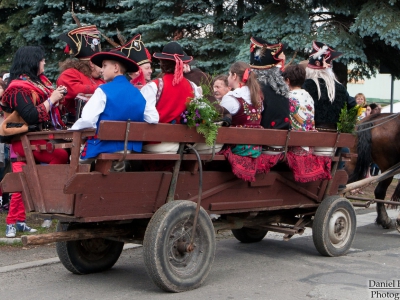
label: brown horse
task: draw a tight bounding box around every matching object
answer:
[347,113,400,229]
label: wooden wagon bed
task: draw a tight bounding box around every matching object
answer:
[0,121,359,292]
[1,122,355,222]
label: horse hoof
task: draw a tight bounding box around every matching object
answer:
[376,218,393,229]
[395,219,400,233]
[382,220,393,229]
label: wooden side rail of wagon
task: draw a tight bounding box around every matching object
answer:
[93,121,356,173]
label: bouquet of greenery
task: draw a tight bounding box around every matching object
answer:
[181,89,220,146]
[337,104,360,134]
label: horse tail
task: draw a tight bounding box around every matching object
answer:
[349,122,373,183]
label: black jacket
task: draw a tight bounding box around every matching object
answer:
[260,83,290,129]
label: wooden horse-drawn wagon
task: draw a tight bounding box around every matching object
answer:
[1,122,357,292]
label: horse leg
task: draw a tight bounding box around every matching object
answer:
[374,177,393,229]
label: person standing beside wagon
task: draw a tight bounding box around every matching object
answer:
[1,46,69,237]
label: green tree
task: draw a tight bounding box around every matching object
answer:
[123,0,262,74]
[242,0,400,82]
[1,0,399,82]
[0,1,133,80]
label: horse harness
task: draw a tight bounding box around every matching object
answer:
[355,113,400,132]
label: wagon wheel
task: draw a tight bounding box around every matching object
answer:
[231,227,268,243]
[56,223,124,275]
[143,200,215,292]
[312,195,356,257]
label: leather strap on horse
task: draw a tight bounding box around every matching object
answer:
[355,113,399,132]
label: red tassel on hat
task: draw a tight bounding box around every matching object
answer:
[172,54,183,86]
[64,45,71,54]
[145,48,152,61]
[132,68,146,87]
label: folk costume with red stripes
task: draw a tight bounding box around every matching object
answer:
[220,86,282,182]
[2,74,68,163]
[57,25,105,119]
[140,41,200,157]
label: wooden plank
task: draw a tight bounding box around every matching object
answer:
[1,172,36,212]
[74,192,157,218]
[36,165,74,214]
[78,164,91,173]
[64,172,167,194]
[153,173,173,211]
[326,169,348,196]
[183,154,226,161]
[183,171,320,211]
[97,153,181,160]
[274,173,320,201]
[174,171,238,201]
[1,172,23,192]
[249,173,277,187]
[95,160,113,175]
[208,204,319,215]
[210,199,284,211]
[22,128,95,140]
[96,153,226,161]
[288,132,353,148]
[19,172,35,212]
[317,180,328,202]
[29,142,73,151]
[78,213,154,222]
[96,121,356,148]
[21,135,46,212]
[187,178,241,202]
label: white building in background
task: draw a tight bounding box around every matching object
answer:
[347,73,400,111]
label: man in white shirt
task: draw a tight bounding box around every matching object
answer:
[71,50,158,168]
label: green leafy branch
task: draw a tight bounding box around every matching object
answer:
[337,104,359,134]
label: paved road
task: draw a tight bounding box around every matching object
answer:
[0,207,399,300]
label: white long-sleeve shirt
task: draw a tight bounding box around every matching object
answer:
[220,86,257,115]
[140,80,203,112]
[71,87,159,130]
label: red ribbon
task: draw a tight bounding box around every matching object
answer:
[172,54,183,86]
[243,68,251,83]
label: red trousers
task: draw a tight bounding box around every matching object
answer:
[6,161,26,224]
[6,141,68,225]
[12,140,68,164]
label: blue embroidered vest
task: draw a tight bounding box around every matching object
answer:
[82,75,146,159]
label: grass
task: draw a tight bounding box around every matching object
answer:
[0,212,58,239]
[0,240,23,247]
